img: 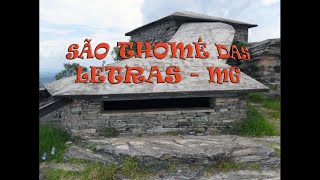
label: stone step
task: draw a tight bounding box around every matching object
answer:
[65,135,280,168]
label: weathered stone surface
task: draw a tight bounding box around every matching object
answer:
[84,135,279,167]
[71,129,96,136]
[45,22,268,97]
[64,146,114,163]
[128,11,255,43]
[199,170,280,180]
[237,38,281,98]
[46,135,280,179]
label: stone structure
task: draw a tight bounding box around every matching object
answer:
[41,95,247,136]
[126,11,257,43]
[238,38,280,98]
[42,22,268,136]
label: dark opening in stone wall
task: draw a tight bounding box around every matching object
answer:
[104,97,210,110]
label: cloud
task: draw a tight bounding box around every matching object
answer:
[140,0,280,42]
[40,0,144,70]
[40,0,280,71]
[260,0,280,6]
[40,0,144,30]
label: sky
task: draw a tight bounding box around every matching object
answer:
[40,0,280,72]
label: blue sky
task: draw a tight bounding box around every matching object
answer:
[40,0,280,72]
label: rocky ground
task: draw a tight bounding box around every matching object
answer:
[40,135,280,179]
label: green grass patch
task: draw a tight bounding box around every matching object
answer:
[40,124,70,162]
[166,159,176,173]
[248,93,280,111]
[230,104,279,137]
[82,145,97,151]
[248,93,265,103]
[163,130,181,136]
[101,127,118,137]
[205,159,260,176]
[120,156,152,179]
[46,161,117,180]
[274,147,280,158]
[68,157,92,165]
[269,111,280,119]
[262,100,280,111]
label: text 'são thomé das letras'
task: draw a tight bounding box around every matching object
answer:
[65,38,251,84]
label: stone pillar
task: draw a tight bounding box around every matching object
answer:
[208,95,247,129]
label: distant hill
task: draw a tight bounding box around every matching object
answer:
[40,69,60,85]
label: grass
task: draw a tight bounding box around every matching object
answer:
[40,124,70,162]
[45,156,182,180]
[163,130,181,136]
[46,157,153,180]
[120,156,152,179]
[68,157,92,165]
[204,159,260,176]
[82,145,97,151]
[101,127,118,137]
[229,104,279,137]
[46,161,117,180]
[166,159,176,173]
[248,93,280,111]
[274,147,280,158]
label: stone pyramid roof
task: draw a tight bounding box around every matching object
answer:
[125,11,257,36]
[45,22,268,100]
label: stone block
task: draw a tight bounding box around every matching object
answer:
[222,119,235,123]
[70,129,96,136]
[226,97,239,103]
[220,108,229,112]
[83,114,98,120]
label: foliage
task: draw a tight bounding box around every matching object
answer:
[111,39,137,61]
[233,40,249,50]
[55,63,88,80]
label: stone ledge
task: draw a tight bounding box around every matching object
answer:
[79,135,280,167]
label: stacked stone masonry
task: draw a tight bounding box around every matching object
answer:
[40,95,247,136]
[238,39,280,98]
[130,21,249,44]
[130,20,180,46]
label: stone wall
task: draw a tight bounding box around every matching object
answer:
[234,26,248,42]
[40,95,247,136]
[39,89,50,102]
[238,38,280,98]
[130,20,180,45]
[130,21,249,44]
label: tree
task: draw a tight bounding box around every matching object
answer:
[111,39,137,61]
[55,63,88,80]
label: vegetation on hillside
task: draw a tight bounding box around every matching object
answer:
[55,63,88,80]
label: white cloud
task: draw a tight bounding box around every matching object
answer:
[40,0,144,70]
[260,0,280,6]
[40,0,280,71]
[140,0,280,42]
[40,0,144,30]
